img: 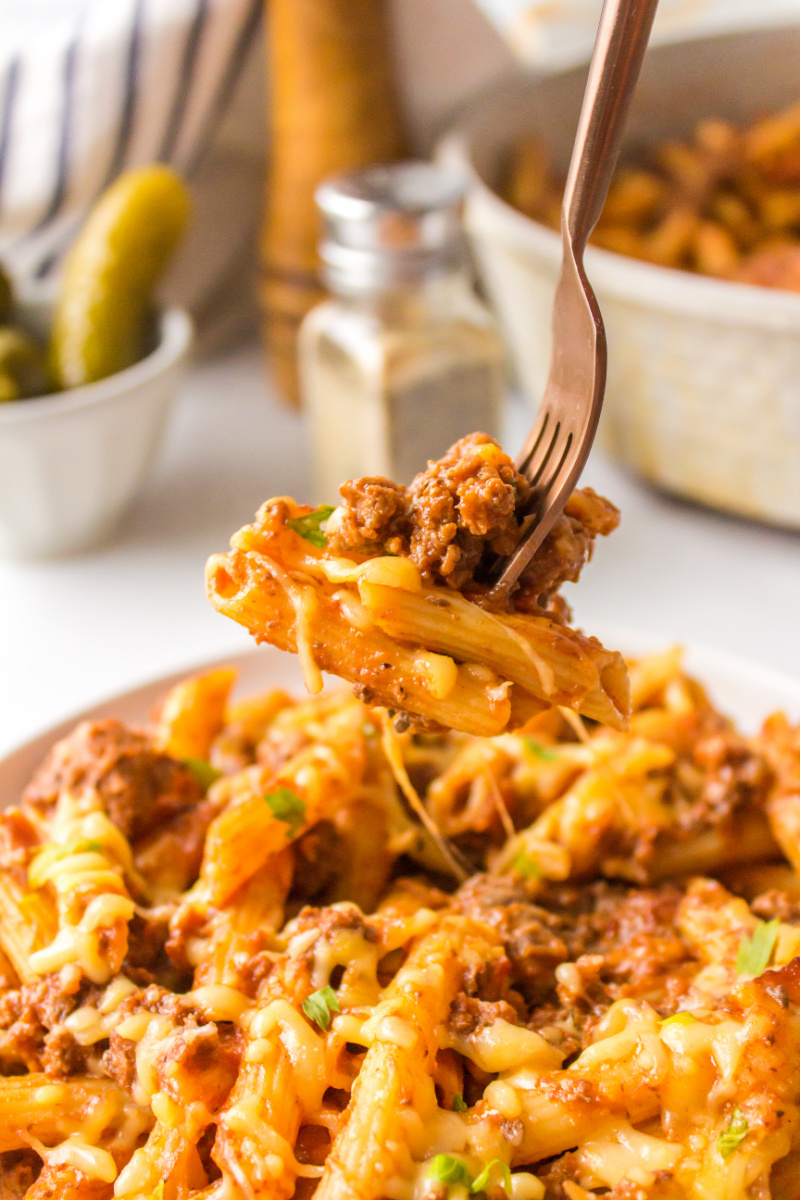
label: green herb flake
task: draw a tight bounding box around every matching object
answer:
[718,1107,749,1159]
[736,919,780,976]
[427,1156,473,1188]
[452,1093,468,1113]
[183,757,222,791]
[302,985,341,1032]
[660,1012,698,1028]
[265,787,306,836]
[512,851,542,881]
[522,737,560,762]
[471,1160,512,1195]
[287,505,336,548]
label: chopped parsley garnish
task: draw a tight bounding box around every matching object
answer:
[660,1012,698,1028]
[287,505,335,548]
[426,1157,511,1194]
[736,919,780,976]
[452,1093,468,1113]
[471,1160,512,1195]
[302,985,341,1032]
[183,757,222,791]
[512,851,542,881]
[522,737,560,762]
[427,1156,472,1188]
[265,787,306,836]
[718,1107,749,1159]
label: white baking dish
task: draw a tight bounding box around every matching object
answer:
[440,26,800,527]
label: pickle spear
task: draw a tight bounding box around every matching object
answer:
[49,165,190,389]
[0,328,48,400]
[0,264,13,326]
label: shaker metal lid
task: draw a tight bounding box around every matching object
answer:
[316,161,467,284]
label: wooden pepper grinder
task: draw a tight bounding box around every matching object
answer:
[261,0,407,406]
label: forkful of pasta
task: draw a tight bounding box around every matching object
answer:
[207,434,629,737]
[207,0,659,738]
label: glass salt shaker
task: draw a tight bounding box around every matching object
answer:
[299,161,506,500]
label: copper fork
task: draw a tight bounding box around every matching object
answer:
[492,0,660,596]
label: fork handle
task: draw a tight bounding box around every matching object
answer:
[563,0,659,254]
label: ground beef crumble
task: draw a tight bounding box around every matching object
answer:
[0,1150,40,1199]
[23,719,203,839]
[326,433,619,616]
[454,874,694,1053]
[0,969,97,1076]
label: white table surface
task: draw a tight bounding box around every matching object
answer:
[2,338,800,758]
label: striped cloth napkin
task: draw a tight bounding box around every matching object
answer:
[0,0,262,285]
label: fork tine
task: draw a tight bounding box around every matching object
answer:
[491,0,658,598]
[528,420,562,487]
[517,409,551,477]
[539,430,574,496]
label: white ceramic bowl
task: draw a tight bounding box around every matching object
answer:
[0,305,192,558]
[440,25,800,528]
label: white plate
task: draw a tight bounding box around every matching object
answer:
[3,630,800,809]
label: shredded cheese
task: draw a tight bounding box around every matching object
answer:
[261,554,324,694]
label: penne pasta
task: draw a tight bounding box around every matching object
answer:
[3,649,800,1199]
[206,435,629,737]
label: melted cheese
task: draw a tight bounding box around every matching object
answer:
[311,925,380,1006]
[373,1015,416,1048]
[80,894,136,931]
[247,999,328,1115]
[30,927,111,985]
[412,651,459,700]
[448,1018,563,1074]
[509,1174,545,1200]
[47,1136,117,1183]
[262,553,323,694]
[321,556,422,592]
[114,1148,159,1197]
[574,1125,682,1189]
[134,1015,177,1102]
[332,589,374,632]
[187,984,251,1024]
[483,1079,522,1118]
[28,802,137,984]
[150,1090,184,1128]
[99,975,139,1013]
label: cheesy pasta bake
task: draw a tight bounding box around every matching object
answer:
[3,648,800,1200]
[206,434,629,738]
[506,95,800,290]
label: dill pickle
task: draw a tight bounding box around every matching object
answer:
[0,264,13,325]
[0,327,48,400]
[49,165,190,389]
[0,372,17,403]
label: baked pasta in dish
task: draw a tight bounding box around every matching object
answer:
[506,95,800,289]
[3,651,800,1199]
[206,434,629,737]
